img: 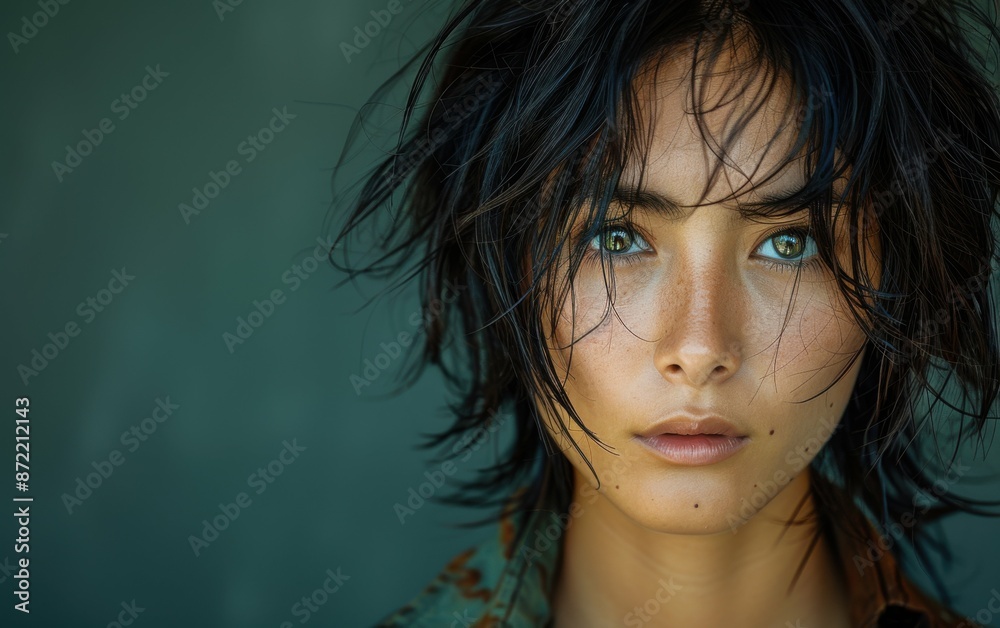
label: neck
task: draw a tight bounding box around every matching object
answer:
[551,468,852,628]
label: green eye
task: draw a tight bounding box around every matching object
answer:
[757,228,817,263]
[584,222,651,267]
[598,226,637,253]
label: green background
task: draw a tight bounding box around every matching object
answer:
[0,0,999,626]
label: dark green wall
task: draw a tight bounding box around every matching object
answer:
[0,1,498,625]
[1,0,999,626]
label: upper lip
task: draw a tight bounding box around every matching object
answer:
[638,413,747,439]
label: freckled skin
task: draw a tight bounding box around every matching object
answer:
[539,62,878,539]
[536,45,879,628]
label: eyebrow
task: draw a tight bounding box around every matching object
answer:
[609,184,818,224]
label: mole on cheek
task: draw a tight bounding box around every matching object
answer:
[769,429,774,435]
[694,503,699,508]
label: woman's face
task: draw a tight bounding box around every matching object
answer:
[538,55,880,535]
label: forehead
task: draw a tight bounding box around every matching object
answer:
[625,41,811,209]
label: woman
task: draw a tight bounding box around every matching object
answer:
[331,0,1000,625]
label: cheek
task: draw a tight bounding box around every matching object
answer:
[763,282,868,402]
[545,276,635,379]
[546,281,655,414]
[752,285,867,476]
[538,288,640,460]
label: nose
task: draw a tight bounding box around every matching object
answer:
[653,263,744,387]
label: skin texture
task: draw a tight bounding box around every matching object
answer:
[537,47,880,627]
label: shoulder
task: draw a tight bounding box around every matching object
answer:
[375,505,525,627]
[814,471,980,628]
[375,543,497,627]
[375,490,559,627]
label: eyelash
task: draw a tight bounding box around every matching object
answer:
[582,221,821,273]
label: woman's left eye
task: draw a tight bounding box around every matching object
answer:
[755,228,818,266]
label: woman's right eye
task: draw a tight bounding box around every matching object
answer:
[585,223,651,264]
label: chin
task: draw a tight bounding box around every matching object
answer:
[604,476,758,536]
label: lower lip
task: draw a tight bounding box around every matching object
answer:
[637,434,749,465]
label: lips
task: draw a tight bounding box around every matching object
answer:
[634,413,750,465]
[637,415,746,439]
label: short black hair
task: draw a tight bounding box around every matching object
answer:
[330,0,1000,604]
